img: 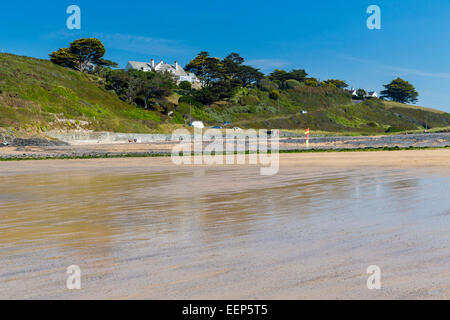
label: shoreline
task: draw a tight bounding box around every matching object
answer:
[1,149,450,174]
[2,132,450,161]
[0,133,450,161]
[1,145,450,162]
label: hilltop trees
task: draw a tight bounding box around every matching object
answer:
[49,48,78,70]
[263,72,349,90]
[269,69,308,83]
[321,79,348,89]
[50,38,117,73]
[222,53,245,79]
[381,78,418,104]
[185,51,223,87]
[305,78,319,87]
[235,65,264,87]
[185,52,263,87]
[184,51,232,104]
[185,52,263,104]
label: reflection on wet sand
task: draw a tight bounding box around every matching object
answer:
[0,151,450,299]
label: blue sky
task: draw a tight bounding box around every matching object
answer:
[1,0,449,111]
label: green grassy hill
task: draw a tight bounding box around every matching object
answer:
[183,85,450,134]
[0,53,168,135]
[1,53,449,137]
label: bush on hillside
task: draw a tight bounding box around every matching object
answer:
[269,90,280,100]
[179,81,192,90]
[385,125,410,133]
[258,79,279,92]
[239,94,260,106]
[284,79,301,89]
[273,80,282,88]
[178,95,203,108]
[305,78,319,87]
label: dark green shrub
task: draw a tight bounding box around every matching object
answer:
[385,125,408,133]
[179,95,203,108]
[284,79,301,89]
[269,90,280,100]
[179,81,192,90]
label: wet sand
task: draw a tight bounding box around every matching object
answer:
[0,150,450,299]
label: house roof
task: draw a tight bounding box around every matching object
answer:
[127,60,199,82]
[157,63,189,77]
[127,61,152,70]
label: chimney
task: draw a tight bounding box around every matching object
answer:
[174,61,179,69]
[151,59,155,68]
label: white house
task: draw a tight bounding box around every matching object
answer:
[348,88,358,96]
[346,88,378,99]
[126,59,201,86]
[365,91,378,98]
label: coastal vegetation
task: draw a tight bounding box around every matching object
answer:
[1,38,449,137]
[49,38,118,73]
[380,78,419,104]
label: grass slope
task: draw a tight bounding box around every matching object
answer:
[196,87,450,134]
[0,53,165,135]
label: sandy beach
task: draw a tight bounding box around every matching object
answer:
[1,132,450,160]
[1,150,449,299]
[2,148,450,171]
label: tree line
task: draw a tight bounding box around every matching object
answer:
[49,38,420,109]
